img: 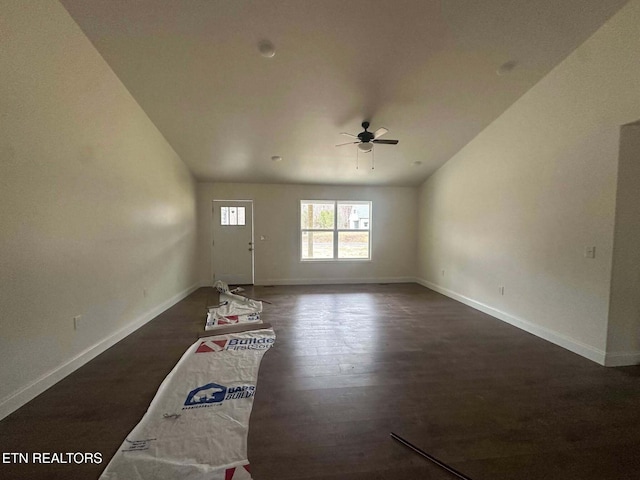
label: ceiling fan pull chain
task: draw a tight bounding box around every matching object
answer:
[356,149,359,170]
[371,148,375,170]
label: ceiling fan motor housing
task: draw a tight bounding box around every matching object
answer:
[358,121,374,142]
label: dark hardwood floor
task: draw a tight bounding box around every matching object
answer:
[1,284,639,479]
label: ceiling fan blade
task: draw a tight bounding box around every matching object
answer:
[373,127,388,139]
[372,139,399,145]
[336,141,359,147]
[340,132,359,138]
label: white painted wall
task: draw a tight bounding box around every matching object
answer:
[197,183,418,285]
[417,0,640,365]
[606,123,640,365]
[0,1,199,418]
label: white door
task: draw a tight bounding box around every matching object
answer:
[212,200,254,285]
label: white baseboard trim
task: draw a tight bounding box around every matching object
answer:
[0,282,201,421]
[254,276,416,286]
[415,278,608,366]
[604,351,640,367]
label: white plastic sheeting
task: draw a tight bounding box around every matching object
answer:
[99,327,275,480]
[213,280,230,293]
[219,291,261,307]
[206,293,263,331]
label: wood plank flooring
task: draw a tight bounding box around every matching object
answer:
[1,284,639,479]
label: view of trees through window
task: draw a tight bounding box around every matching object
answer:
[300,201,371,260]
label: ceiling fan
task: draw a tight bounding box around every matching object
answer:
[336,121,399,153]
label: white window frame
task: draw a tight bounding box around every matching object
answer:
[300,200,372,262]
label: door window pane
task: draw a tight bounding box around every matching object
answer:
[221,206,247,226]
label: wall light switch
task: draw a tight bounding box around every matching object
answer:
[584,246,596,259]
[73,315,82,330]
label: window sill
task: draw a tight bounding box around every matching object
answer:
[300,258,372,263]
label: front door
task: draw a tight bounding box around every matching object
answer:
[212,200,254,285]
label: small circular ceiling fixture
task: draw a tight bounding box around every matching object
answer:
[258,40,276,58]
[271,155,282,162]
[358,142,373,153]
[497,60,518,75]
[411,160,423,166]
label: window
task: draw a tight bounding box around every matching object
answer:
[300,200,371,260]
[220,206,245,226]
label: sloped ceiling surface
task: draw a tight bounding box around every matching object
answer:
[60,0,628,186]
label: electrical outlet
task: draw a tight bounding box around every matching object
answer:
[584,246,596,259]
[73,315,82,330]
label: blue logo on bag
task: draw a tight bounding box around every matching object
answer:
[184,383,227,406]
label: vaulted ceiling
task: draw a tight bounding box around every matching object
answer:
[60,0,628,186]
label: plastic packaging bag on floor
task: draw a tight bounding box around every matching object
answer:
[99,327,275,480]
[219,291,261,308]
[205,309,261,330]
[206,293,262,331]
